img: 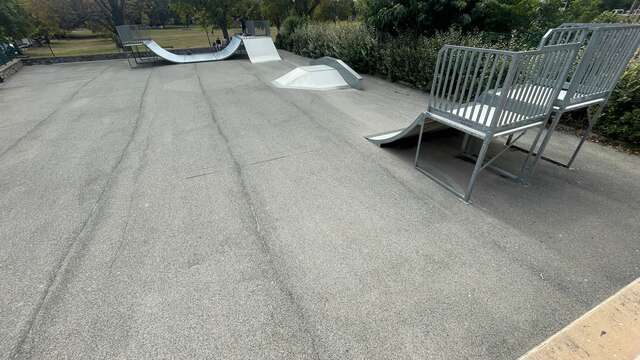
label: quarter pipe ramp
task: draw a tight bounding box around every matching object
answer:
[142,36,281,64]
[142,36,243,64]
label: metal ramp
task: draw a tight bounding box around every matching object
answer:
[241,36,281,63]
[142,37,242,64]
[272,65,350,91]
[116,24,281,66]
[365,113,447,147]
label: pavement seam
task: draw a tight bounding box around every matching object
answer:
[0,64,112,160]
[194,63,322,360]
[8,68,154,359]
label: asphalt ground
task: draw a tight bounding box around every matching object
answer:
[1,51,639,359]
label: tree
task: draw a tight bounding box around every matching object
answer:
[469,0,538,33]
[359,0,469,35]
[312,0,354,21]
[564,0,604,22]
[0,0,32,41]
[172,0,233,40]
[27,0,81,34]
[562,0,635,21]
[170,0,195,26]
[147,0,172,26]
[92,0,126,34]
[260,0,291,29]
[293,0,322,15]
[171,0,259,40]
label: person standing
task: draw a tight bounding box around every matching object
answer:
[240,17,247,35]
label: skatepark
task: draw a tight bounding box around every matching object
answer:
[2,42,640,358]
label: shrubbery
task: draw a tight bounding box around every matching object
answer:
[277,19,640,148]
[597,59,640,148]
[278,20,377,73]
[277,20,525,90]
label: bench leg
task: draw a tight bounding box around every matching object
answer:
[413,120,426,167]
[463,138,491,203]
[566,103,603,168]
[415,127,490,203]
[518,124,547,184]
[521,111,563,183]
[461,134,471,154]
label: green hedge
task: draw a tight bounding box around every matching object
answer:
[596,60,640,149]
[277,21,522,90]
[277,20,639,149]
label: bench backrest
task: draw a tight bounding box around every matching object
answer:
[428,44,579,133]
[564,25,640,106]
[540,24,640,107]
[115,25,150,45]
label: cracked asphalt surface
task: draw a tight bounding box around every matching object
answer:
[1,52,639,359]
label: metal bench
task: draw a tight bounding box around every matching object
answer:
[414,43,580,202]
[115,25,158,67]
[517,24,640,180]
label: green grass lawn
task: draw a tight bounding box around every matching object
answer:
[25,37,118,57]
[24,26,277,58]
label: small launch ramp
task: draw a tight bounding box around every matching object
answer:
[273,57,361,91]
[310,57,362,90]
[142,36,242,64]
[273,65,350,90]
[365,113,447,147]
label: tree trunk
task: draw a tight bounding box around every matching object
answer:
[221,24,229,41]
[218,19,229,41]
[110,0,125,27]
[205,28,212,47]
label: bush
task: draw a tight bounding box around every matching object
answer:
[285,22,378,73]
[376,29,522,89]
[275,15,308,50]
[596,60,640,149]
[360,0,470,36]
[279,22,517,90]
[278,20,640,148]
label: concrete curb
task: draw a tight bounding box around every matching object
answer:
[22,46,234,65]
[0,59,23,82]
[519,278,640,360]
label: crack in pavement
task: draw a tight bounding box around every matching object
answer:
[106,82,158,275]
[8,68,154,359]
[194,63,322,360]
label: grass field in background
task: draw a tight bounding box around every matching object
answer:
[24,26,277,58]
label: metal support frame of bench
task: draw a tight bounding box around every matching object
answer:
[508,24,640,181]
[115,25,158,68]
[414,43,580,202]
